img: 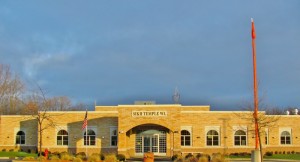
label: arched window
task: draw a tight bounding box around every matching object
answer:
[280,131,291,145]
[57,130,68,145]
[84,129,96,146]
[181,130,191,146]
[234,130,247,146]
[16,131,25,144]
[206,130,219,146]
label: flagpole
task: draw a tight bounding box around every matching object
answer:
[251,18,261,162]
[251,18,259,150]
[86,122,88,157]
[86,110,88,157]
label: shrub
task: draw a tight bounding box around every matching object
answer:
[50,155,60,160]
[104,154,117,162]
[22,156,35,161]
[186,156,198,162]
[211,155,228,162]
[100,153,105,160]
[274,151,278,154]
[265,151,273,156]
[185,153,193,159]
[9,149,14,152]
[198,156,209,162]
[73,157,83,162]
[173,155,183,162]
[38,151,45,156]
[116,154,126,161]
[18,149,23,152]
[60,153,73,160]
[238,152,250,156]
[76,152,86,156]
[88,153,100,162]
[172,154,179,161]
[76,152,87,161]
[37,156,46,161]
[211,153,228,162]
[196,153,202,159]
[2,149,6,152]
[292,151,295,154]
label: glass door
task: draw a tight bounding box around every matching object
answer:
[143,136,151,153]
[143,134,159,153]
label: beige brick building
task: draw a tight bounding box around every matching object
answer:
[0,103,299,157]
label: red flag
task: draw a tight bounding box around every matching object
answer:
[82,110,88,130]
[251,18,256,39]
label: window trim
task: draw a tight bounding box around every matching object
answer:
[279,128,292,145]
[83,127,97,146]
[181,126,192,147]
[265,128,269,145]
[233,130,247,146]
[205,126,220,147]
[110,126,118,147]
[15,130,26,145]
[206,130,220,146]
[56,129,69,146]
[181,130,191,146]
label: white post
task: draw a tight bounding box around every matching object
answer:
[251,149,261,162]
[86,124,88,157]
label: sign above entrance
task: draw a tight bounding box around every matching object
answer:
[132,111,167,117]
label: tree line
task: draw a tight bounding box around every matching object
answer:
[0,64,87,115]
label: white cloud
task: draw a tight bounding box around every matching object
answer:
[23,52,73,78]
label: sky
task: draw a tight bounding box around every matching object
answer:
[0,1,299,110]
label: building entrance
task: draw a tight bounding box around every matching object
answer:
[135,129,166,156]
[143,134,158,153]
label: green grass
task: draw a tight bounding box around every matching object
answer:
[230,154,300,160]
[264,154,300,160]
[229,155,251,159]
[0,151,37,157]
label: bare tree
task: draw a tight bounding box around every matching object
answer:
[0,64,25,114]
[24,86,64,155]
[46,96,72,111]
[69,102,89,111]
[265,107,284,115]
[235,105,280,161]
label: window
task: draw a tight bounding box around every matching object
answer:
[181,130,191,146]
[206,130,219,146]
[265,129,269,145]
[57,130,68,146]
[234,130,247,146]
[84,129,96,146]
[110,128,118,146]
[280,131,291,145]
[16,131,25,145]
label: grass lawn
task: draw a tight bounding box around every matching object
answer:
[264,154,300,160]
[230,154,300,160]
[0,151,37,157]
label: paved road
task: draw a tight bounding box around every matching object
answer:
[1,158,297,162]
[0,160,11,162]
[230,160,298,162]
[126,159,298,162]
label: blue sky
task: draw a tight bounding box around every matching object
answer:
[0,1,299,110]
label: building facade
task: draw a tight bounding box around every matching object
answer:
[0,104,299,157]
